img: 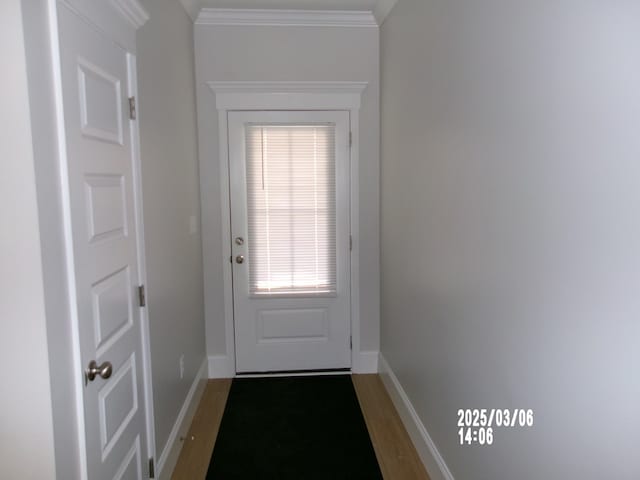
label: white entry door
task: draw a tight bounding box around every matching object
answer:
[229,111,351,373]
[59,6,149,479]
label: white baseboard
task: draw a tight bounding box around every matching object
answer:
[352,350,379,374]
[378,354,454,480]
[156,358,208,480]
[208,354,235,378]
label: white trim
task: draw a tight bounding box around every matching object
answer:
[208,355,235,379]
[156,358,208,480]
[196,8,377,27]
[352,351,379,374]
[48,1,88,477]
[216,108,238,379]
[347,109,362,375]
[207,81,366,110]
[208,80,368,96]
[378,354,455,480]
[177,0,200,21]
[207,81,367,377]
[127,52,156,474]
[373,0,399,25]
[109,0,149,29]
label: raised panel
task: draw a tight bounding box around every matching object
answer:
[113,436,142,480]
[99,355,138,461]
[258,308,329,343]
[91,266,133,357]
[85,174,127,243]
[77,58,124,145]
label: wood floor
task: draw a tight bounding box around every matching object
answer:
[171,374,430,480]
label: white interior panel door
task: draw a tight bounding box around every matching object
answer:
[59,6,148,479]
[229,111,351,373]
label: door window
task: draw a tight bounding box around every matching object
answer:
[245,124,337,296]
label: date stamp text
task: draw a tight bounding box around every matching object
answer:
[457,409,534,445]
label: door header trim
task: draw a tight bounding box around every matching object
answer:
[207,81,368,110]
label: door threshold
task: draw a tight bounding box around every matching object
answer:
[236,368,351,378]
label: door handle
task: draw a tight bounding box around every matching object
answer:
[235,255,245,264]
[235,237,244,246]
[85,360,113,384]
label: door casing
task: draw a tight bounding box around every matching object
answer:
[207,81,368,377]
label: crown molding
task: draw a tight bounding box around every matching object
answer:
[177,0,201,21]
[109,0,149,29]
[373,0,398,25]
[195,8,377,27]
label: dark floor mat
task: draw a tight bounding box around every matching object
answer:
[206,375,383,480]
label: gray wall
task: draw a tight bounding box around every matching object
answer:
[0,0,57,477]
[195,24,380,361]
[380,0,640,479]
[137,0,206,458]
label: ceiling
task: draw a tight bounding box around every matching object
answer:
[179,0,397,24]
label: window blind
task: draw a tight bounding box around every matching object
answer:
[245,124,337,295]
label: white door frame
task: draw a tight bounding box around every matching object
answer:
[207,81,367,376]
[47,1,155,478]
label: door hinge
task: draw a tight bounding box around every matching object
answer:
[350,335,352,350]
[129,96,137,120]
[148,457,155,478]
[349,235,353,251]
[349,131,352,148]
[138,285,146,307]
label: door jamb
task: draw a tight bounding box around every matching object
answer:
[207,81,367,377]
[127,52,157,472]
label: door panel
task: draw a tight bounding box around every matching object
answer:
[59,6,147,479]
[77,58,124,144]
[258,308,329,342]
[229,111,351,373]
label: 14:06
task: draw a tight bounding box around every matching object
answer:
[458,427,494,445]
